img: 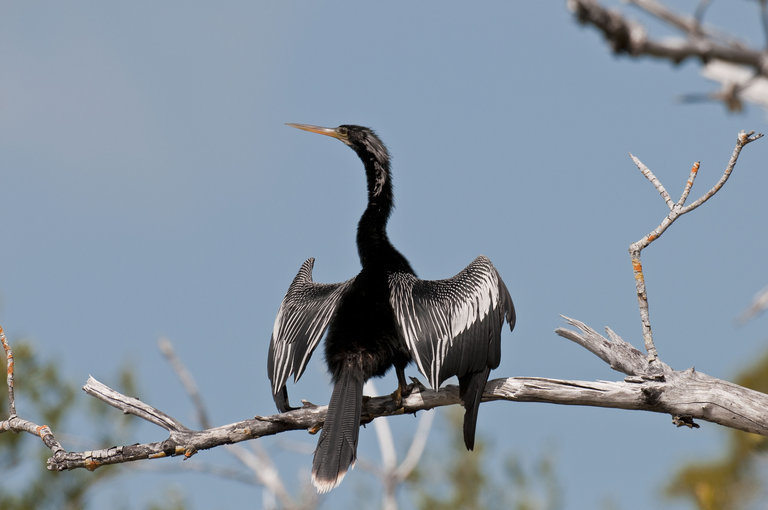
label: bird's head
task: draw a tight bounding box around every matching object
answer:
[286,123,389,168]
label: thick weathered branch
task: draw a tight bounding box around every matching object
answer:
[568,0,765,68]
[41,315,768,473]
[567,0,768,111]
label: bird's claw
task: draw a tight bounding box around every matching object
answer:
[390,385,404,408]
[390,380,419,410]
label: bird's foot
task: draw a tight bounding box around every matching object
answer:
[390,383,415,411]
[390,385,404,408]
[388,376,426,412]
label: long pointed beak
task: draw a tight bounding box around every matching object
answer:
[286,123,347,143]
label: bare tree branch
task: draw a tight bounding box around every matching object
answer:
[738,285,768,324]
[569,0,761,64]
[629,153,675,210]
[159,336,313,510]
[394,408,434,482]
[364,380,435,510]
[567,0,768,111]
[158,337,211,429]
[0,326,68,462]
[627,131,763,363]
[84,377,191,433]
[1,325,16,418]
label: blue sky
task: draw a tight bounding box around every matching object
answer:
[2,2,767,509]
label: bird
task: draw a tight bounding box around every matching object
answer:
[267,123,515,493]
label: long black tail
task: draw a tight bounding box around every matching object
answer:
[311,363,364,493]
[458,366,491,451]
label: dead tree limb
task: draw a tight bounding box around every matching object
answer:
[40,324,768,473]
[567,0,768,111]
[158,337,314,510]
[627,130,763,363]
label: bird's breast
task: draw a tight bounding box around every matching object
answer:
[323,272,410,380]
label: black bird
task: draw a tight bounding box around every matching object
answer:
[268,123,515,493]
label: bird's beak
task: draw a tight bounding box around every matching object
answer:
[286,123,348,143]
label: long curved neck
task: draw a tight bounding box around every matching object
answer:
[356,150,396,269]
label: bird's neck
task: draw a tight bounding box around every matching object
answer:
[356,155,397,269]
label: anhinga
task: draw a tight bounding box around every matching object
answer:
[268,123,515,493]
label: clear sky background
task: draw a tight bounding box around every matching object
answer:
[2,2,767,509]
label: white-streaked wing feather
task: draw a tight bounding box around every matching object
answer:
[267,258,353,395]
[389,256,515,389]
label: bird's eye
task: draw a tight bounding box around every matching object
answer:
[337,127,348,136]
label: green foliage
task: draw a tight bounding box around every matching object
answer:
[665,350,768,510]
[408,408,561,510]
[0,338,187,510]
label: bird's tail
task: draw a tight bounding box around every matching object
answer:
[458,366,491,451]
[311,360,364,493]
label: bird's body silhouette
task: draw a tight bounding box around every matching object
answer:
[268,124,515,493]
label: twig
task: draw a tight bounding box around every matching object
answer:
[158,337,305,510]
[679,131,762,214]
[1,325,15,418]
[394,408,434,481]
[365,380,399,510]
[627,131,763,363]
[365,381,397,472]
[677,161,700,207]
[224,444,300,510]
[365,380,434,510]
[158,337,211,429]
[628,0,707,39]
[761,0,768,50]
[692,0,712,32]
[737,285,768,325]
[84,376,190,432]
[0,330,68,463]
[629,153,675,210]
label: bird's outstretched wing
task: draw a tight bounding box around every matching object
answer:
[388,255,515,390]
[268,258,353,411]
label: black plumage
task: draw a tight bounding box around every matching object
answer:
[267,123,515,493]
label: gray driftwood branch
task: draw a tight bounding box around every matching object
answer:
[38,314,768,472]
